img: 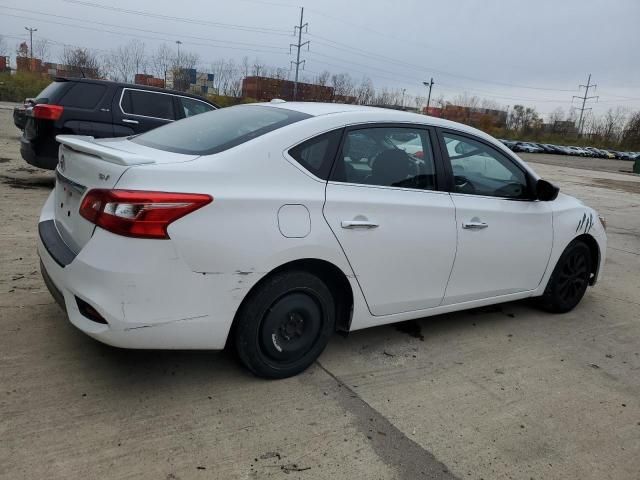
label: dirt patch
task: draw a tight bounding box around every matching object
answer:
[0,175,54,190]
[0,157,12,163]
[592,178,640,195]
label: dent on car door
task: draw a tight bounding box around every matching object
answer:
[323,125,457,316]
[439,130,553,304]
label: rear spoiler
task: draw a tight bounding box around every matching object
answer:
[56,135,155,166]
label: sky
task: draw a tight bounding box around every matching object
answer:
[1,0,639,119]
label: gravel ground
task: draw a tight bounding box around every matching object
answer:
[1,108,639,480]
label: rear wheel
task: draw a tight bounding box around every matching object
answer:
[234,270,335,379]
[539,241,592,313]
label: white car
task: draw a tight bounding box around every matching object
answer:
[38,102,607,378]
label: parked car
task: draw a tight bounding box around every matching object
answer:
[20,77,218,170]
[38,102,606,378]
[13,98,34,130]
[498,139,517,150]
[537,143,556,154]
[515,142,543,153]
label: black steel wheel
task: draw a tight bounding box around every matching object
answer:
[234,270,335,379]
[539,241,592,313]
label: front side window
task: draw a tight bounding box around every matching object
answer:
[331,127,436,191]
[132,105,311,155]
[443,132,529,199]
[181,97,215,118]
[121,89,175,120]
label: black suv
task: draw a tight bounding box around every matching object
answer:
[20,78,218,169]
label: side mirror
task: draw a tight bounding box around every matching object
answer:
[536,179,559,201]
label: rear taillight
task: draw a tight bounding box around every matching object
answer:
[33,104,64,121]
[79,190,212,239]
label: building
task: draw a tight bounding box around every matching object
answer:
[424,104,507,129]
[134,74,165,88]
[0,56,9,72]
[166,69,214,94]
[242,76,353,103]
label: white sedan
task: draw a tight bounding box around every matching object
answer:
[38,102,607,378]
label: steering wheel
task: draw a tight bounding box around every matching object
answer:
[454,175,476,194]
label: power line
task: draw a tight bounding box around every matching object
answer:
[61,0,291,35]
[0,11,289,56]
[290,7,309,100]
[0,6,287,53]
[572,74,598,136]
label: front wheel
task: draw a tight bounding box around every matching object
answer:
[234,270,335,379]
[538,241,592,313]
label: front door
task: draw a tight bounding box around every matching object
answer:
[439,131,553,305]
[323,125,457,316]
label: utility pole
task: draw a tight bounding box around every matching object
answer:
[24,26,37,61]
[573,74,598,137]
[175,40,182,63]
[423,77,434,112]
[290,7,309,101]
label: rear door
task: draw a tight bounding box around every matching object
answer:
[323,124,457,316]
[58,81,113,138]
[113,87,176,135]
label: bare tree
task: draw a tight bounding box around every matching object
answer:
[60,46,101,78]
[620,111,640,150]
[171,50,199,91]
[331,73,354,100]
[452,92,480,110]
[601,107,627,143]
[16,41,29,58]
[0,35,9,58]
[548,107,565,126]
[151,43,173,85]
[355,77,375,105]
[109,40,146,83]
[32,39,51,62]
[315,70,331,87]
[252,59,265,76]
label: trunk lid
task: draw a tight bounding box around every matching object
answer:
[53,135,199,251]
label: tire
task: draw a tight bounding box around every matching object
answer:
[234,270,335,379]
[538,240,592,313]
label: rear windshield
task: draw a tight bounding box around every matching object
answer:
[131,105,311,155]
[35,81,69,104]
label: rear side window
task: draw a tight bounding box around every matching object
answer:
[132,105,311,155]
[60,83,107,109]
[288,130,342,180]
[35,81,70,104]
[121,89,175,120]
[180,97,215,118]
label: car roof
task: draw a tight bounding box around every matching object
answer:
[253,101,496,139]
[54,77,216,104]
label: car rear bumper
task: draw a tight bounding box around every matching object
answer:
[37,191,237,350]
[21,136,59,170]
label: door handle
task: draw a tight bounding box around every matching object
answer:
[462,221,488,230]
[341,220,379,229]
[122,118,139,124]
